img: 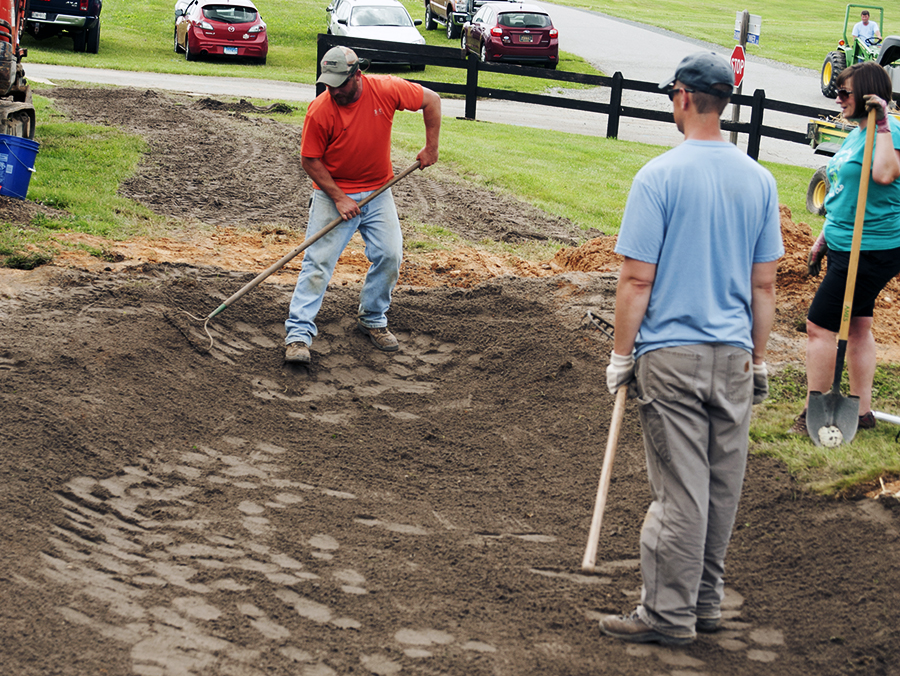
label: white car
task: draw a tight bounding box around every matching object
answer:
[326,0,426,70]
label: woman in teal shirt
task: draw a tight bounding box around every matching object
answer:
[791,61,900,435]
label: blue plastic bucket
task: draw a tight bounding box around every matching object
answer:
[0,134,39,200]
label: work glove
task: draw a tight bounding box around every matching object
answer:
[807,231,828,277]
[606,351,635,396]
[752,362,769,405]
[864,94,891,133]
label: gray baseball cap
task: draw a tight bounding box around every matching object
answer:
[658,52,734,98]
[317,46,362,87]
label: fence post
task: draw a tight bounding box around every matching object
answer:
[746,89,765,161]
[606,72,623,139]
[315,36,328,98]
[465,53,479,119]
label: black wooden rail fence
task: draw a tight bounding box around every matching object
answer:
[316,34,833,160]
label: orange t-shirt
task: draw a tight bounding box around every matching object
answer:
[301,75,424,192]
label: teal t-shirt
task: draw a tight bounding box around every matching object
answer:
[823,116,900,251]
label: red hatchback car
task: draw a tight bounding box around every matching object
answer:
[461,2,558,69]
[175,0,268,64]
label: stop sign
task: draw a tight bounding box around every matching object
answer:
[730,45,746,88]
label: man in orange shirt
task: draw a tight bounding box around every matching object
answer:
[285,46,441,363]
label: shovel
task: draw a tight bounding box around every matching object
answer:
[807,108,877,446]
[581,384,627,573]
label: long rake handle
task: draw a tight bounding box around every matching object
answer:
[582,385,627,573]
[832,108,876,389]
[206,160,421,320]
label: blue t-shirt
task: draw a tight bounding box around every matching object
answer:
[852,20,878,41]
[615,140,784,358]
[823,117,900,251]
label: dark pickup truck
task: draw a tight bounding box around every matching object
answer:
[25,0,103,54]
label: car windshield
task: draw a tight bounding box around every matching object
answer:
[497,12,550,28]
[350,6,413,26]
[202,5,258,23]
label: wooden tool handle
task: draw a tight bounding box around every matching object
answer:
[838,107,877,342]
[581,385,627,572]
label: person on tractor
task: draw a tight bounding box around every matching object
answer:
[852,10,881,45]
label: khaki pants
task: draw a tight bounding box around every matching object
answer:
[633,344,753,638]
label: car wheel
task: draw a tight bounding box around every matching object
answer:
[185,34,195,61]
[257,56,267,65]
[409,63,425,71]
[174,28,182,53]
[446,9,460,39]
[86,20,100,54]
[480,41,489,63]
[73,29,86,53]
[424,4,436,30]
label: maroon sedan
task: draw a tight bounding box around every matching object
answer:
[175,0,268,64]
[461,2,558,69]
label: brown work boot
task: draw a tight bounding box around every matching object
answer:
[600,611,694,646]
[358,323,399,352]
[858,411,877,429]
[695,615,723,633]
[284,342,310,364]
[787,409,809,436]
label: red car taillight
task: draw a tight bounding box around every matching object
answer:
[490,26,503,37]
[549,28,558,37]
[80,0,88,9]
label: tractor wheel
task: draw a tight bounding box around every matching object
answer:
[806,166,829,216]
[821,51,846,98]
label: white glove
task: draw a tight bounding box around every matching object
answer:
[752,362,769,405]
[606,351,635,395]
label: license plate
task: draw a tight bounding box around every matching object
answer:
[224,46,238,55]
[31,11,46,19]
[519,34,533,42]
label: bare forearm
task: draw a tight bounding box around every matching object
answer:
[417,88,441,168]
[750,261,778,364]
[301,156,359,219]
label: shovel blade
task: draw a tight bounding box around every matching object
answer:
[807,390,860,446]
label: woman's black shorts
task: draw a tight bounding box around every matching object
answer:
[807,246,900,333]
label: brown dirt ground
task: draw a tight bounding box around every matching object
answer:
[1,86,899,676]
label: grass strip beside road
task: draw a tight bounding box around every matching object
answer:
[2,95,895,495]
[561,0,863,74]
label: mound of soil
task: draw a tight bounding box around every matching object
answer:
[1,87,898,676]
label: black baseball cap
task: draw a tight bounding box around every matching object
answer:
[658,51,734,98]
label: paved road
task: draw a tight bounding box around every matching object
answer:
[24,7,833,169]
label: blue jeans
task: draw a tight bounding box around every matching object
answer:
[285,188,402,347]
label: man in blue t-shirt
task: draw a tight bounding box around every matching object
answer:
[600,52,784,646]
[852,10,880,44]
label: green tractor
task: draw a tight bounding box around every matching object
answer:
[821,4,900,97]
